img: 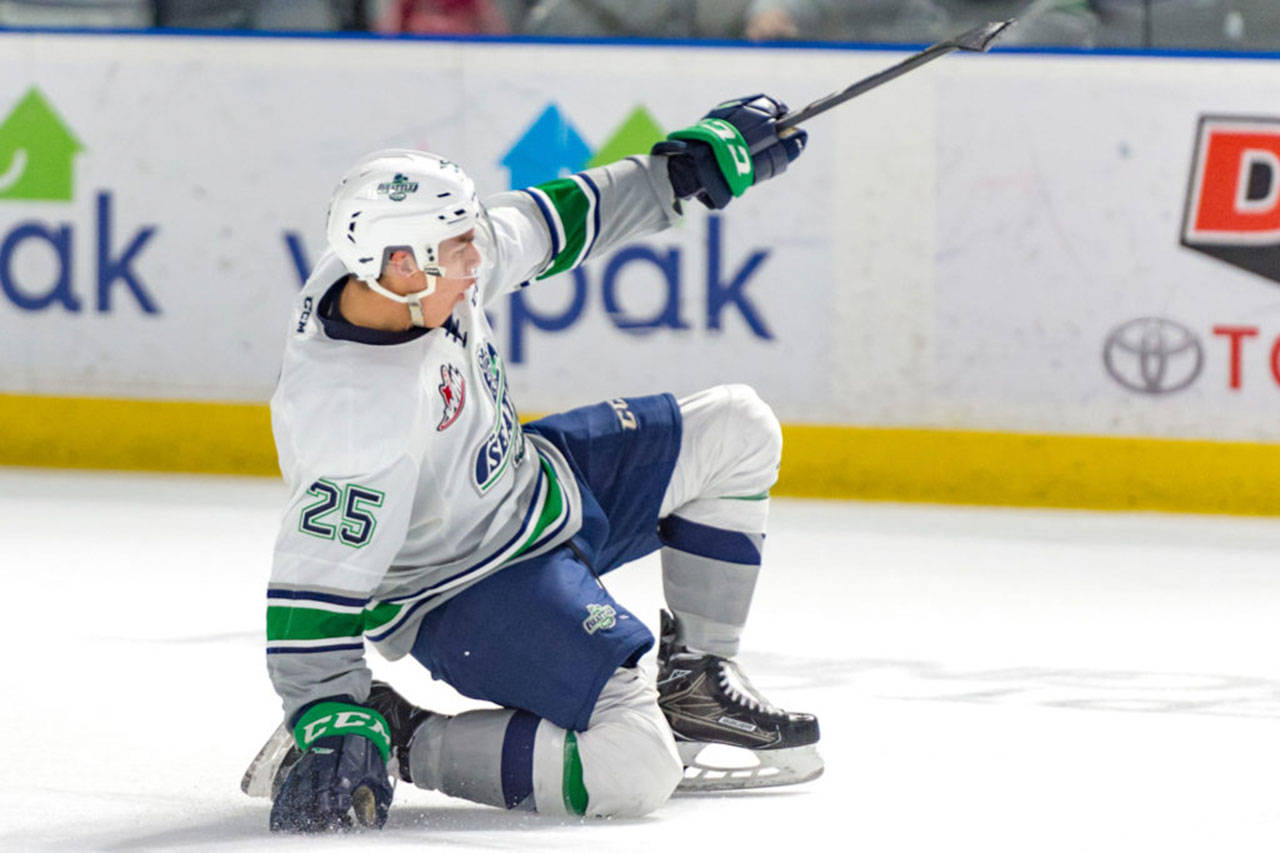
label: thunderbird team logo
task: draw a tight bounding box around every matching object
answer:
[377,172,419,202]
[437,363,465,431]
[1182,116,1280,284]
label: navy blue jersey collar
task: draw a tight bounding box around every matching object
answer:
[317,278,430,346]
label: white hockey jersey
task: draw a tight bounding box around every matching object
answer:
[266,156,680,718]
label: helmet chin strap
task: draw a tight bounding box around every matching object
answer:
[407,298,425,328]
[363,275,439,328]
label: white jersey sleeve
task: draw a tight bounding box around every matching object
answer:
[266,355,423,717]
[479,154,680,305]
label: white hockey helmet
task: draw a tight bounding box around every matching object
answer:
[325,149,493,326]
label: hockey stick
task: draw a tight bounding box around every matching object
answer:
[773,20,1015,136]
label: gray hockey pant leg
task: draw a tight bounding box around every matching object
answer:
[407,666,682,817]
[658,384,781,658]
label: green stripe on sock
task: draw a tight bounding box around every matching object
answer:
[534,178,592,279]
[562,731,588,816]
[266,606,363,641]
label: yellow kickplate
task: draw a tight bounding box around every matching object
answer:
[0,393,278,476]
[778,423,1280,516]
[4,393,1280,516]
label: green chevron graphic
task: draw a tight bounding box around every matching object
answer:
[0,88,84,202]
[586,105,665,169]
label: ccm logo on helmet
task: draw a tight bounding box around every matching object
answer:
[1182,116,1280,285]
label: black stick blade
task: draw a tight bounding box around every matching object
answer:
[954,19,1015,52]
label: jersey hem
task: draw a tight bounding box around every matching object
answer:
[366,439,583,660]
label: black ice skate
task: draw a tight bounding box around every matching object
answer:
[657,610,823,791]
[240,680,433,799]
[365,679,437,784]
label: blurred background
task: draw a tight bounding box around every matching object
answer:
[0,0,1277,51]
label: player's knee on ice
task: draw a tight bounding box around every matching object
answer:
[662,384,782,517]
[411,667,681,818]
[573,667,683,817]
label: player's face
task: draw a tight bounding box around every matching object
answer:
[418,230,481,328]
[438,230,482,282]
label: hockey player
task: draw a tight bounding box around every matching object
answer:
[243,94,821,832]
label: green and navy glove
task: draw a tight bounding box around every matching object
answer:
[652,94,808,210]
[269,700,395,833]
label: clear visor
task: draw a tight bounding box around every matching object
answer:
[426,201,496,285]
[471,203,497,282]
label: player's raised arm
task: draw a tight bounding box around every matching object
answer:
[480,155,679,299]
[480,93,807,299]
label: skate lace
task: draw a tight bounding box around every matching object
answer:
[716,659,782,716]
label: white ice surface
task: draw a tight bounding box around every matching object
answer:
[2,467,1279,851]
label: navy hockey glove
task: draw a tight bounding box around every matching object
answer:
[269,701,395,833]
[652,94,808,210]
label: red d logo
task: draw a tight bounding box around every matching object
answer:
[1182,116,1280,283]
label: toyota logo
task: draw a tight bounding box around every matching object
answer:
[1103,317,1203,395]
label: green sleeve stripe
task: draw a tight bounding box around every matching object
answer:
[720,490,770,501]
[533,176,598,280]
[562,731,588,815]
[293,701,391,762]
[361,601,402,633]
[266,605,364,641]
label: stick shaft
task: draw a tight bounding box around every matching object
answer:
[774,21,1013,133]
[776,44,960,131]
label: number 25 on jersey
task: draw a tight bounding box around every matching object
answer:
[298,479,385,549]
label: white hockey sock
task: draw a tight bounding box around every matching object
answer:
[659,498,766,658]
[657,385,780,658]
[407,707,566,812]
[404,667,680,818]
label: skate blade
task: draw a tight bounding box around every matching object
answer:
[676,741,824,792]
[241,722,294,798]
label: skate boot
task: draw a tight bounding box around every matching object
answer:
[241,680,434,798]
[656,610,823,791]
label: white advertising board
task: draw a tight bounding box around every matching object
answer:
[931,56,1280,442]
[0,33,853,416]
[1,33,1279,444]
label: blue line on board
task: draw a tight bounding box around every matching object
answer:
[0,25,1278,61]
